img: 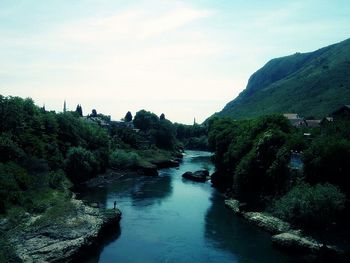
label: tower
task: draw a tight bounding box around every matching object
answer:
[63,100,67,113]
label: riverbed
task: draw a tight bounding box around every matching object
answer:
[79,151,306,263]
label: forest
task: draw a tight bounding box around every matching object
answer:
[208,114,350,230]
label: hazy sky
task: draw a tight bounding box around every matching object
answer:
[1,0,350,123]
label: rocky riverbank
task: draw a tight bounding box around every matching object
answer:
[7,198,121,263]
[224,199,346,259]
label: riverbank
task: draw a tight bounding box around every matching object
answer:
[224,199,348,262]
[1,149,181,262]
[2,197,121,263]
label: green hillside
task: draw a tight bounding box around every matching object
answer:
[219,38,350,119]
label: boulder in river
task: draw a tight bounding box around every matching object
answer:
[182,170,209,182]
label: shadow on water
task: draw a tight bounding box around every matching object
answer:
[130,175,173,206]
[73,224,121,263]
[204,192,315,263]
[78,173,173,209]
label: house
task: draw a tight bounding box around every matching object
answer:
[304,119,321,128]
[283,113,306,127]
[111,120,135,129]
[331,105,350,120]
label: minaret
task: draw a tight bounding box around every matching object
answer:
[63,100,67,113]
[193,117,196,125]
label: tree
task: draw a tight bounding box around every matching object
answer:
[76,104,83,117]
[124,111,133,122]
[160,113,165,120]
[133,110,159,131]
[91,109,97,117]
[64,147,98,183]
[303,137,350,196]
[272,183,346,228]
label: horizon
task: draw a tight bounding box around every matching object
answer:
[1,0,350,124]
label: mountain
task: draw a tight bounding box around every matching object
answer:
[218,38,350,119]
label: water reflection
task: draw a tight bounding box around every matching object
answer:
[130,175,173,206]
[204,192,312,263]
[75,224,121,263]
[79,151,309,263]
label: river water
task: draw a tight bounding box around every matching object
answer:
[80,151,304,263]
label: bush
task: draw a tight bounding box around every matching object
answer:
[48,170,68,189]
[303,137,350,196]
[0,163,30,213]
[109,149,141,168]
[64,147,98,183]
[271,182,346,228]
[0,133,25,162]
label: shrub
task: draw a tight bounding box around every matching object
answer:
[109,149,141,168]
[0,133,25,162]
[64,147,98,183]
[0,163,30,213]
[48,170,68,189]
[271,182,346,228]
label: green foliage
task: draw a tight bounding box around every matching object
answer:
[0,163,30,212]
[133,110,177,150]
[174,123,208,150]
[31,198,76,227]
[303,136,350,195]
[64,147,98,183]
[218,38,350,119]
[109,149,141,168]
[0,133,25,162]
[76,104,83,116]
[153,119,176,150]
[133,110,159,131]
[124,111,133,122]
[271,183,346,228]
[208,115,292,201]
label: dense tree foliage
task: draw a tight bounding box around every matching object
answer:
[133,110,177,150]
[208,114,349,227]
[0,96,110,213]
[174,123,209,150]
[271,183,346,228]
[0,96,204,215]
[133,110,159,131]
[208,115,292,203]
[76,104,83,117]
[124,111,133,122]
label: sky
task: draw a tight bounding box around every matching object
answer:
[1,0,350,124]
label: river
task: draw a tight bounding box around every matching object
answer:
[79,150,305,263]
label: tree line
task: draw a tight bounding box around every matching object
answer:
[208,114,349,229]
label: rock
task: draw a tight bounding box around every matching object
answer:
[182,170,209,182]
[243,212,291,234]
[224,199,241,214]
[272,232,346,258]
[10,199,122,263]
[88,202,100,208]
[272,232,322,253]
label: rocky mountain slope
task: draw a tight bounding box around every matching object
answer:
[218,38,350,119]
